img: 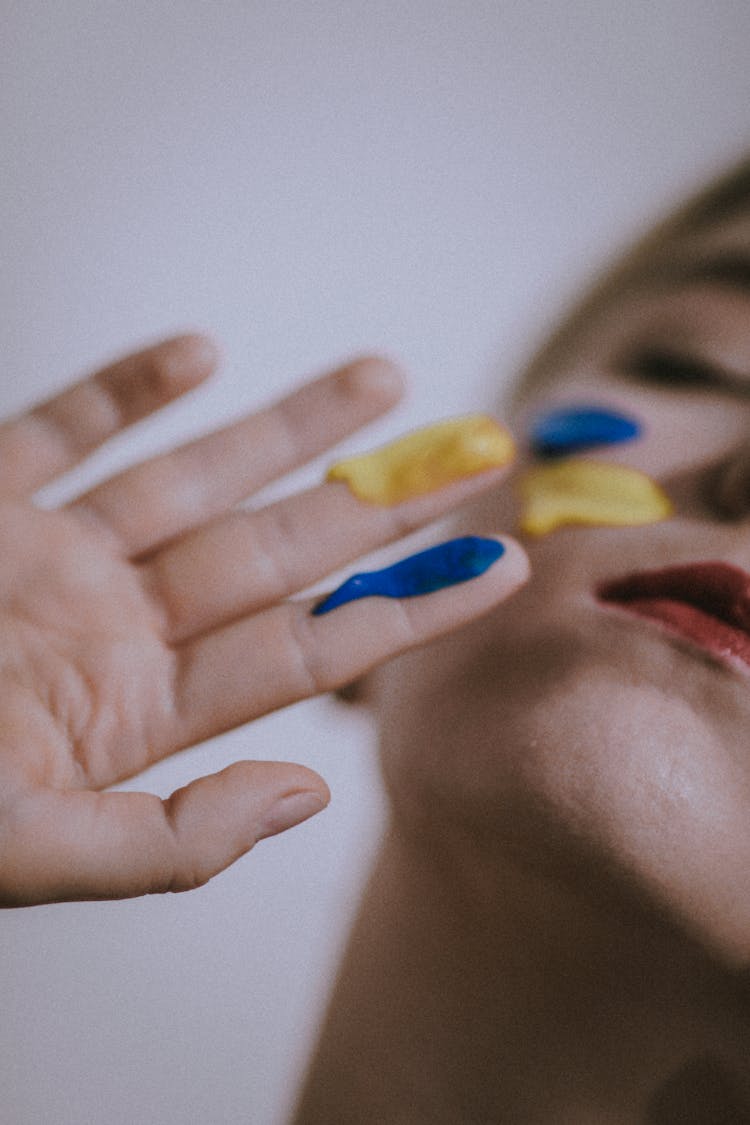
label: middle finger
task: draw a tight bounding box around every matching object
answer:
[69,356,404,556]
[139,430,514,643]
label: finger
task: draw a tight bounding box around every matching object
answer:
[0,334,219,498]
[169,535,529,751]
[0,762,328,905]
[142,460,513,643]
[70,356,405,557]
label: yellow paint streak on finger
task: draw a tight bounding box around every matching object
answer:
[326,415,515,505]
[519,459,673,536]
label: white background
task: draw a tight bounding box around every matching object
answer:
[2,3,749,1123]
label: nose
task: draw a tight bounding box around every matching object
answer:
[707,443,750,520]
[660,446,750,523]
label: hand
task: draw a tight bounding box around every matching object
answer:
[0,334,526,906]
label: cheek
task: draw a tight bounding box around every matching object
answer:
[512,381,750,537]
[517,460,672,536]
[598,395,748,479]
[522,376,749,480]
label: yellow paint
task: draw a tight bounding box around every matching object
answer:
[519,459,672,536]
[327,415,515,505]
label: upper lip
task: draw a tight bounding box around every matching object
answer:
[597,561,750,632]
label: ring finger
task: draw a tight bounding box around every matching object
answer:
[139,437,513,643]
[69,355,404,556]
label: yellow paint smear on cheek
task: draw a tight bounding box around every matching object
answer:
[327,415,515,505]
[519,460,673,536]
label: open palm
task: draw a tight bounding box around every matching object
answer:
[0,335,525,906]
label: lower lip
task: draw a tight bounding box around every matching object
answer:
[600,596,750,669]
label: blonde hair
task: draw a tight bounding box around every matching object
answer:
[511,154,750,405]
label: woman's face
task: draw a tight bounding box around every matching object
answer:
[372,197,750,965]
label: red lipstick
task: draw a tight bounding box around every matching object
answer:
[597,562,750,668]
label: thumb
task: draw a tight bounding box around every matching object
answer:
[1,761,329,905]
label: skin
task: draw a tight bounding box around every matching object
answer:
[7,165,750,1122]
[294,170,750,1122]
[0,336,528,906]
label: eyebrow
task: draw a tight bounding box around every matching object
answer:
[679,252,750,295]
[635,250,750,301]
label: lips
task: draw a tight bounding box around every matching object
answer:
[597,562,750,667]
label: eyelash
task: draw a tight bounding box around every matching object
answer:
[618,347,721,389]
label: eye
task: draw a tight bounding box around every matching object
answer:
[618,346,720,389]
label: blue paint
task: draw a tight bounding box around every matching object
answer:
[312,536,505,616]
[530,405,641,457]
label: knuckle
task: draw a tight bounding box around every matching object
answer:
[250,513,296,598]
[391,597,421,651]
[271,395,307,464]
[167,861,213,895]
[251,508,300,598]
[287,607,328,697]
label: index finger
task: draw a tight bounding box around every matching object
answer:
[168,534,530,752]
[0,334,219,497]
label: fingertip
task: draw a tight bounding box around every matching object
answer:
[161,332,222,386]
[340,354,407,410]
[277,762,331,809]
[493,534,531,591]
[255,789,329,842]
[252,761,330,843]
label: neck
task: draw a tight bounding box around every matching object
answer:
[293,824,750,1124]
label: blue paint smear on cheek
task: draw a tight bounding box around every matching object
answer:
[530,405,641,457]
[312,536,505,616]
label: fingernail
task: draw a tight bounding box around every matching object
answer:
[256,790,327,842]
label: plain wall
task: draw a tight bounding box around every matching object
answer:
[2,3,749,1123]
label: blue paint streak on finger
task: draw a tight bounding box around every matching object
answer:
[311,536,506,616]
[530,405,641,457]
